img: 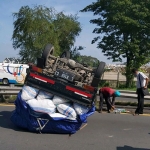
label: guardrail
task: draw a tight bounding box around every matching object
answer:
[96,90,150,100]
[0,85,22,95]
[118,90,150,100]
[0,85,149,100]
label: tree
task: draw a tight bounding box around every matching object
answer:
[77,55,100,67]
[53,13,81,52]
[81,0,150,87]
[12,5,81,63]
[70,46,84,61]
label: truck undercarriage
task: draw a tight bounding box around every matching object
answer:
[25,44,105,106]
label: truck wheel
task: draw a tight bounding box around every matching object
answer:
[60,51,70,59]
[91,62,105,87]
[2,78,9,85]
[94,62,105,78]
[42,44,54,66]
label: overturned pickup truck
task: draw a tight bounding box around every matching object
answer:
[11,44,105,134]
[25,44,105,106]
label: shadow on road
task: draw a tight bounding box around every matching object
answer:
[0,111,28,132]
[117,145,150,150]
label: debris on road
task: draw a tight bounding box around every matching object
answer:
[113,108,130,114]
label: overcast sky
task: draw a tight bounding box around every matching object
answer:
[0,0,119,64]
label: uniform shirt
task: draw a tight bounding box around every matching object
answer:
[136,72,148,89]
[99,87,115,97]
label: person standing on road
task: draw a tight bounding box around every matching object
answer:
[131,68,149,115]
[98,87,120,113]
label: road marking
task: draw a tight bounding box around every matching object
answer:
[123,128,132,131]
[120,112,150,116]
[0,104,14,106]
[97,111,150,116]
[140,114,150,116]
[108,135,113,138]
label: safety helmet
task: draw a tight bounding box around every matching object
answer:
[114,90,120,97]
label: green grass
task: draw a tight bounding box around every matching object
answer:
[99,86,150,91]
[0,95,17,103]
[116,88,137,91]
[116,87,150,91]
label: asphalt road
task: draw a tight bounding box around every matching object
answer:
[0,105,150,150]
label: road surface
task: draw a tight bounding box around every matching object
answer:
[0,105,150,150]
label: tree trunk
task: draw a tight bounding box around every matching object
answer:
[125,55,134,88]
[126,72,134,88]
[124,32,135,88]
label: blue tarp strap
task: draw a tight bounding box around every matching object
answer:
[36,118,49,133]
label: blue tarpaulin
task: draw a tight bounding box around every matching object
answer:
[11,91,95,134]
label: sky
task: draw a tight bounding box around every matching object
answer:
[0,0,118,64]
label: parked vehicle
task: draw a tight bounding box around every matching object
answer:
[0,63,29,84]
[25,44,105,106]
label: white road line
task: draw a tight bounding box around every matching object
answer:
[123,128,132,131]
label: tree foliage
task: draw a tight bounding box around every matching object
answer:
[81,0,150,87]
[12,5,81,63]
[70,46,84,60]
[53,13,81,52]
[69,46,99,67]
[77,55,100,67]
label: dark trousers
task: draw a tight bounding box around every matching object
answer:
[135,88,144,114]
[99,93,112,111]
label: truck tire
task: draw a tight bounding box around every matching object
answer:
[42,44,54,66]
[60,51,70,59]
[91,62,105,87]
[94,62,105,78]
[2,78,9,85]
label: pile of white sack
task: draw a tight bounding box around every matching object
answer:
[21,85,90,120]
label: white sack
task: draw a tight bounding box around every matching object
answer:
[73,103,90,115]
[52,95,70,105]
[36,90,53,100]
[57,103,77,119]
[27,99,56,114]
[21,85,39,101]
[49,113,76,120]
[49,113,67,118]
